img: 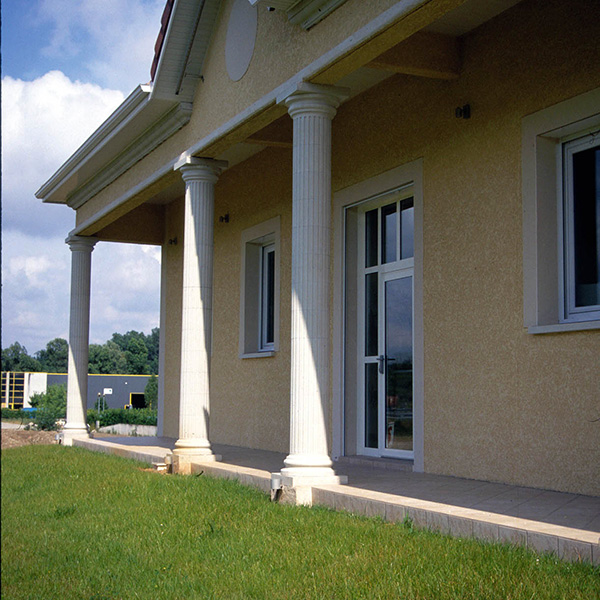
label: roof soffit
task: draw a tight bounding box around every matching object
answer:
[150,0,222,102]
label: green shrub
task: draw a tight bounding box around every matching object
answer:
[87,408,157,429]
[29,384,66,431]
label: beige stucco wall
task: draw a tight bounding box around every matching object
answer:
[161,198,184,439]
[210,146,293,453]
[330,0,600,495]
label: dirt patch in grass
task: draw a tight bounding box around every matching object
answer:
[1,429,58,449]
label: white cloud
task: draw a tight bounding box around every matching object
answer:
[1,232,71,353]
[1,232,160,354]
[2,71,124,237]
[36,0,164,93]
[90,243,160,345]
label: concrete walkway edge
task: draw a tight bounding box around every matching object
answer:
[72,437,599,565]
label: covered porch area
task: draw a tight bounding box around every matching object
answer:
[74,434,600,564]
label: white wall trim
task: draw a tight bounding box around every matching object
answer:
[522,87,600,328]
[239,216,281,358]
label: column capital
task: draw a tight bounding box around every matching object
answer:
[278,82,350,120]
[174,156,228,183]
[65,235,97,252]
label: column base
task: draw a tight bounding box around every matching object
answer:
[171,448,221,475]
[59,428,90,446]
[272,469,348,505]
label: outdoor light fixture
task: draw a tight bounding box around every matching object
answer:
[455,104,471,119]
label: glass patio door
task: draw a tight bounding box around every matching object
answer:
[358,191,414,458]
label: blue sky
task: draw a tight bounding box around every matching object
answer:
[2,0,166,355]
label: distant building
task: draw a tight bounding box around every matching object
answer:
[0,372,152,410]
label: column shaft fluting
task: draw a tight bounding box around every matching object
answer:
[63,236,96,444]
[174,158,226,458]
[282,87,346,479]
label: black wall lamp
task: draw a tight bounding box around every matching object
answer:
[455,104,471,119]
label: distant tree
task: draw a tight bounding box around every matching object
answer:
[146,328,160,375]
[35,338,68,373]
[144,374,158,410]
[88,341,127,374]
[1,342,42,372]
[125,335,149,374]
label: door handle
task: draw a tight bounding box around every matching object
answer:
[377,355,395,374]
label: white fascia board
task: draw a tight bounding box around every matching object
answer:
[67,102,193,210]
[36,85,151,203]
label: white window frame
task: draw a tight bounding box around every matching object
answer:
[561,132,600,323]
[239,217,280,357]
[522,87,600,333]
[355,188,415,460]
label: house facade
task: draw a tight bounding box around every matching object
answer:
[37,0,600,497]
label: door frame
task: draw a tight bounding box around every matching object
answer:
[332,160,424,471]
[355,193,415,459]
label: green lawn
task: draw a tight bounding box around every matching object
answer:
[2,446,598,599]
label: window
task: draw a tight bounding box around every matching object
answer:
[260,243,275,349]
[239,217,280,357]
[562,133,600,322]
[522,87,600,333]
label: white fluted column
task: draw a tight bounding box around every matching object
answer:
[62,235,96,446]
[172,157,227,471]
[278,83,348,492]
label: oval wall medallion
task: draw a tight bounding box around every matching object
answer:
[225,0,258,82]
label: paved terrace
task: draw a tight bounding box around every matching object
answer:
[75,435,599,565]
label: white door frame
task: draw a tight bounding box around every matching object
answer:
[332,160,424,471]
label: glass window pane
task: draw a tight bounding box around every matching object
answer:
[260,245,275,349]
[365,363,378,449]
[365,209,378,267]
[385,277,413,451]
[400,198,414,259]
[365,273,378,357]
[265,249,275,344]
[381,203,397,264]
[573,145,600,307]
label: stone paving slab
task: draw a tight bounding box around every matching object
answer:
[73,436,599,564]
